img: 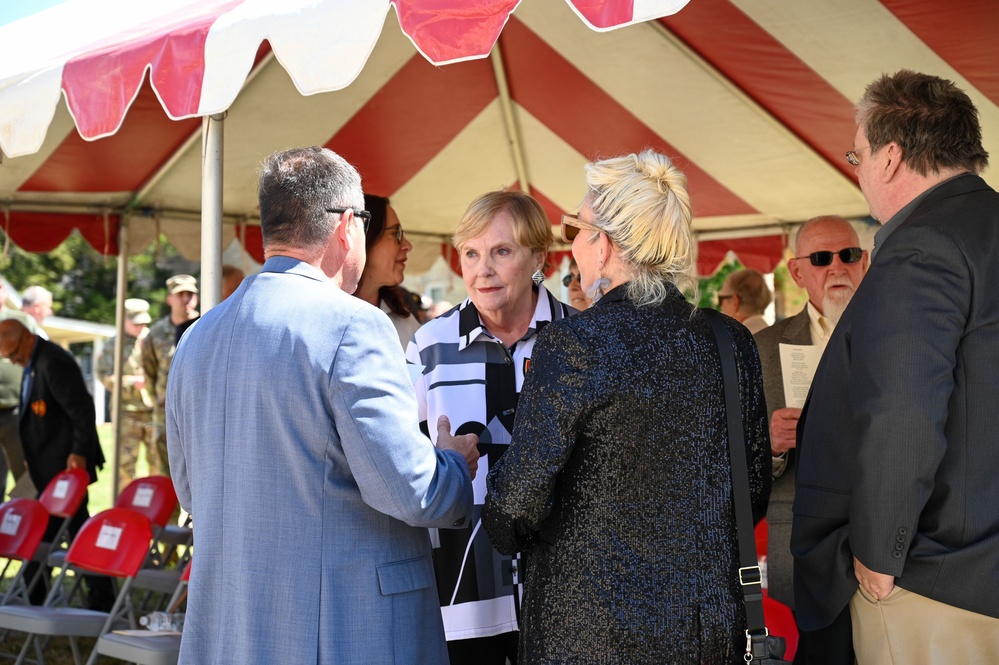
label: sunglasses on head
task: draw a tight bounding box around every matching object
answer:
[560,213,602,243]
[794,247,863,267]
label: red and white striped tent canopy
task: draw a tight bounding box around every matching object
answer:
[1,0,997,277]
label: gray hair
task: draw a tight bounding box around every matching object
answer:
[258,147,364,250]
[21,285,52,307]
[584,149,695,306]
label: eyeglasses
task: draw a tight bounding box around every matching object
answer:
[562,272,580,287]
[385,225,405,244]
[326,207,371,234]
[793,247,864,267]
[716,294,735,305]
[845,145,870,166]
[560,213,602,243]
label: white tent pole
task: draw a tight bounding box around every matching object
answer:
[110,215,129,501]
[201,113,225,313]
[490,44,530,191]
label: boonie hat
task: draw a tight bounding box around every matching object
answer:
[124,298,151,325]
[166,274,198,295]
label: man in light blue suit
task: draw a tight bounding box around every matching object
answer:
[167,146,479,665]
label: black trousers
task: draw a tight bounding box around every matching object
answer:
[24,496,117,610]
[447,632,519,665]
[794,604,855,665]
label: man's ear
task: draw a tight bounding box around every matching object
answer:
[788,258,806,288]
[335,209,354,250]
[882,143,903,182]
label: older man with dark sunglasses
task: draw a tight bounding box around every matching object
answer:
[752,214,867,661]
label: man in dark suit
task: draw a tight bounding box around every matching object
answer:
[792,70,999,664]
[0,318,114,609]
[754,215,867,663]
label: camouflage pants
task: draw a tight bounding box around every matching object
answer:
[119,410,155,488]
[152,410,170,479]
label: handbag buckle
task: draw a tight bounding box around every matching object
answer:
[738,565,762,586]
[745,628,770,663]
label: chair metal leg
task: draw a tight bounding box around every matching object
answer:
[12,633,34,665]
[23,562,50,606]
[69,636,82,665]
[83,635,101,665]
[34,635,46,665]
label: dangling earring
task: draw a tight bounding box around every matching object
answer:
[532,269,545,286]
[586,259,611,303]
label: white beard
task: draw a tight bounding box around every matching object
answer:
[822,287,855,324]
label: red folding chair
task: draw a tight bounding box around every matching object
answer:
[0,499,50,605]
[51,475,179,571]
[117,477,177,531]
[28,468,91,602]
[36,469,90,542]
[116,476,182,568]
[0,507,153,665]
[95,559,192,665]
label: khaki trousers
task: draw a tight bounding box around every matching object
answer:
[850,586,999,664]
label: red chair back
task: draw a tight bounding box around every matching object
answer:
[65,508,153,578]
[180,559,192,582]
[37,468,90,519]
[0,498,49,561]
[116,476,177,528]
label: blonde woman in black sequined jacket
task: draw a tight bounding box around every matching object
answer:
[483,149,771,664]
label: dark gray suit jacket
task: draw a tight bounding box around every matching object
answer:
[791,174,999,630]
[754,309,811,608]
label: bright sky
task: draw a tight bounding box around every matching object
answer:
[0,0,68,27]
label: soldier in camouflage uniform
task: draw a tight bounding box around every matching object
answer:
[97,298,155,488]
[141,275,199,478]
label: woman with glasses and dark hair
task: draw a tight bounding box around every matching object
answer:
[405,190,573,665]
[483,149,771,663]
[353,194,421,347]
[563,258,591,310]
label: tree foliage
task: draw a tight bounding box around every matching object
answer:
[1,231,199,324]
[692,258,744,309]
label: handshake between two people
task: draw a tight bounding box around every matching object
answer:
[435,415,480,479]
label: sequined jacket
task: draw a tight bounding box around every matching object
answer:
[483,283,771,664]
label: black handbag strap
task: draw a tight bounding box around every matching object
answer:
[702,308,767,636]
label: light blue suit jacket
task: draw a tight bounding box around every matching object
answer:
[167,257,473,664]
